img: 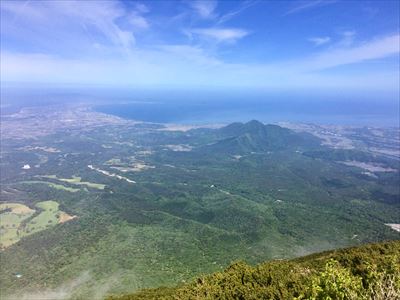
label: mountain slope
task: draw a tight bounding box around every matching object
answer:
[107,240,400,300]
[200,120,320,154]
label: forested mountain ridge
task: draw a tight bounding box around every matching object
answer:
[107,240,400,300]
[199,120,320,154]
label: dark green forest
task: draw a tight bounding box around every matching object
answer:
[107,240,400,300]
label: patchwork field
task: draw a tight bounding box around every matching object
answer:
[42,175,106,190]
[19,181,80,192]
[0,200,75,249]
[0,203,35,248]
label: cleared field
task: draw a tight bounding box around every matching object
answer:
[20,180,80,192]
[59,211,77,223]
[0,201,75,249]
[42,175,106,190]
[0,203,35,214]
[0,203,35,248]
[24,201,60,234]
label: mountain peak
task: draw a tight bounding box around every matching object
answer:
[204,120,320,155]
[245,120,264,127]
[219,120,265,137]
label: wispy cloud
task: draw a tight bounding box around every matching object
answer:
[217,0,259,24]
[185,1,252,45]
[3,32,398,90]
[299,34,400,70]
[338,31,356,47]
[189,0,218,19]
[308,32,355,48]
[189,28,249,43]
[188,0,257,25]
[308,37,331,46]
[134,3,150,14]
[129,12,150,30]
[1,0,398,93]
[284,0,337,16]
[0,0,149,54]
[157,45,221,66]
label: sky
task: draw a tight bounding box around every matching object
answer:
[1,0,399,97]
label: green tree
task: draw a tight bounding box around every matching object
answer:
[305,259,365,300]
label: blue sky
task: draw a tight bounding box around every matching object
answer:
[1,0,399,96]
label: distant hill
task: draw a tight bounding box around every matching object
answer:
[107,240,400,300]
[200,120,320,154]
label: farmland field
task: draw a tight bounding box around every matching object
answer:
[19,181,80,192]
[0,201,74,249]
[42,175,106,190]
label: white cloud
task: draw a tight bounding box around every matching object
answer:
[338,30,356,47]
[190,28,249,43]
[217,0,258,24]
[134,3,150,14]
[157,45,221,66]
[0,51,164,85]
[42,1,135,51]
[3,33,398,90]
[0,0,149,53]
[129,3,150,30]
[285,0,337,15]
[1,0,398,93]
[308,37,331,46]
[303,34,399,70]
[130,12,149,29]
[190,1,217,19]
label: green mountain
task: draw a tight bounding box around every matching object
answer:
[107,240,400,300]
[201,120,320,154]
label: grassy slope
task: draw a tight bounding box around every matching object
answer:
[107,240,400,300]
[43,175,106,190]
[0,201,65,249]
[0,203,35,248]
[19,181,81,192]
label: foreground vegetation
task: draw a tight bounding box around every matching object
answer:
[107,240,400,300]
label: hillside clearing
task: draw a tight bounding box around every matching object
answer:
[42,175,106,190]
[0,201,76,249]
[19,181,80,192]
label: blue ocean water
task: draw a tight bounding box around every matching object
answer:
[94,98,400,127]
[2,87,399,126]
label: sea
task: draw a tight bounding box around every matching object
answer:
[1,87,399,127]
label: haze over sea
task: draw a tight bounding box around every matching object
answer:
[95,95,399,126]
[2,87,399,127]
